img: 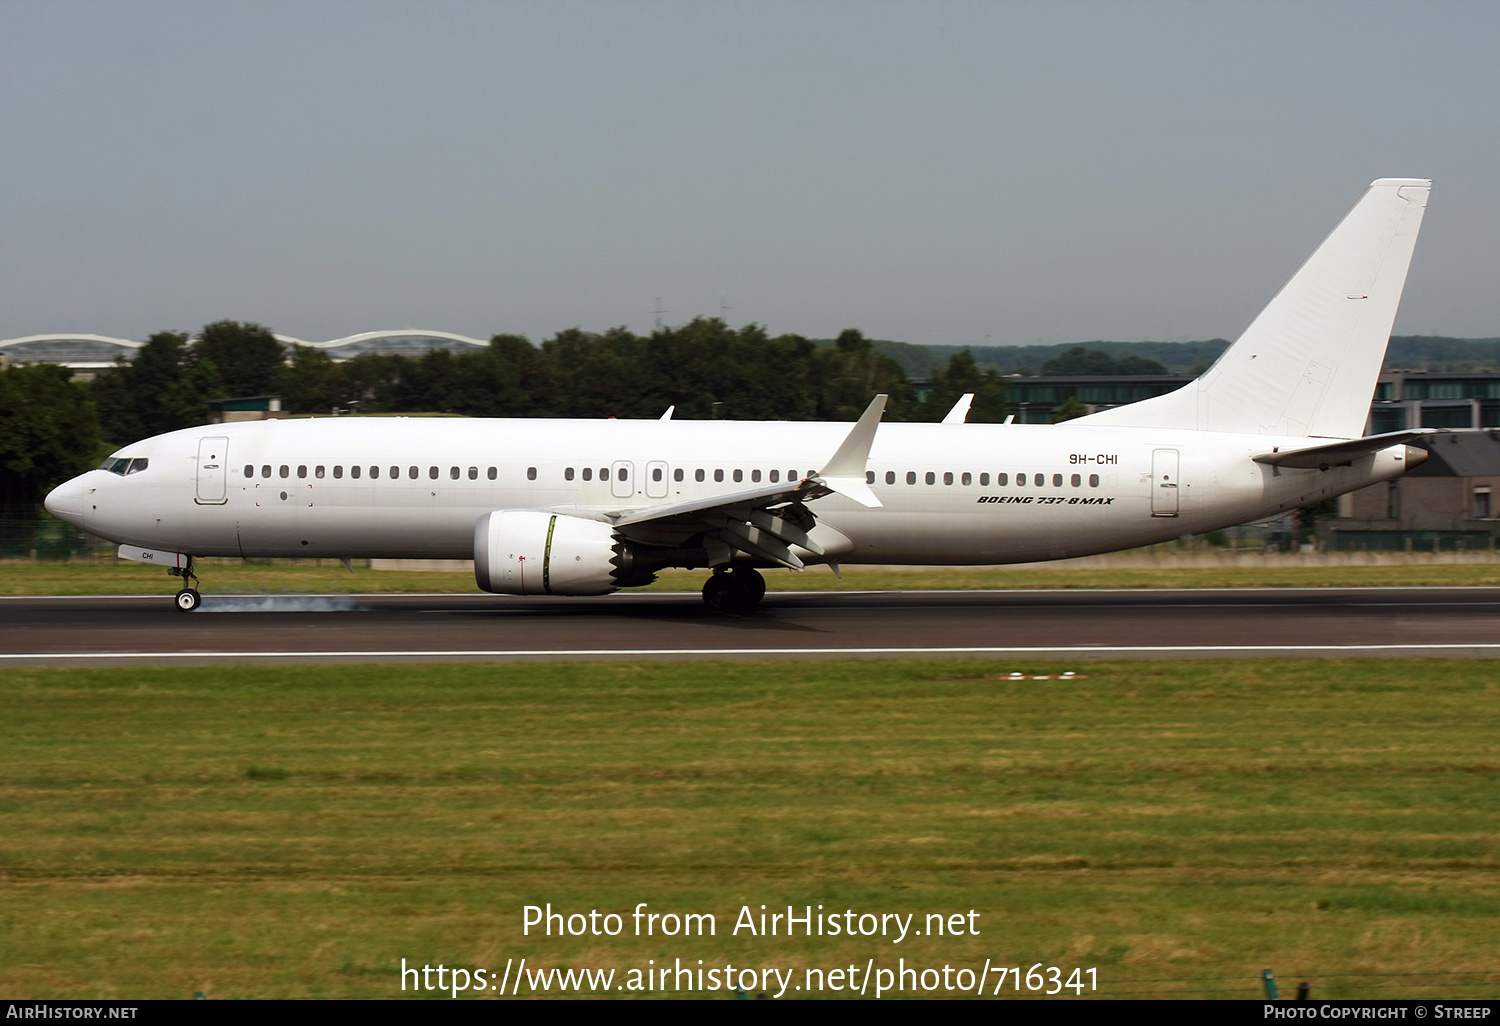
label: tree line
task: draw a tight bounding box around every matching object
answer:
[3,318,1013,511]
[90,318,1012,437]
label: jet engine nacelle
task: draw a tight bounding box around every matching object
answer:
[473,510,620,596]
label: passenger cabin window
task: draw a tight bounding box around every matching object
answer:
[333,466,343,479]
[601,468,610,481]
[487,467,497,480]
[409,467,418,479]
[450,467,460,480]
[280,466,289,478]
[243,464,254,478]
[695,469,705,482]
[1016,473,1025,486]
[468,467,478,480]
[961,472,971,486]
[527,467,537,481]
[652,467,663,482]
[925,472,935,485]
[751,469,761,483]
[770,470,780,483]
[618,467,628,481]
[582,467,592,481]
[944,472,954,485]
[565,468,575,481]
[297,466,307,479]
[262,465,272,478]
[370,466,380,479]
[674,469,684,482]
[316,466,325,479]
[351,466,361,479]
[886,471,896,484]
[1034,474,1044,486]
[1089,474,1099,487]
[906,472,916,484]
[788,470,798,482]
[733,470,743,483]
[428,467,437,479]
[390,466,399,480]
[714,469,724,482]
[980,473,990,486]
[1053,474,1063,487]
[995,473,1005,486]
[866,471,874,484]
[1071,474,1081,486]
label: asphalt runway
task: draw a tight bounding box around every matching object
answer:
[3,587,1500,666]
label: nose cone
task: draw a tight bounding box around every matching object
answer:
[44,476,84,526]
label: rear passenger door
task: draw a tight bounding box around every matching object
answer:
[1151,449,1180,516]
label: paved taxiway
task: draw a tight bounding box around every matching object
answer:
[2,587,1500,665]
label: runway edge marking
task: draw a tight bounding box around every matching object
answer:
[7,643,1500,661]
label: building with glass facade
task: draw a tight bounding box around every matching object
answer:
[0,330,491,370]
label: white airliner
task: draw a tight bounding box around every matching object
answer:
[46,178,1432,612]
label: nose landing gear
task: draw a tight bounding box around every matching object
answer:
[701,565,766,613]
[168,558,202,612]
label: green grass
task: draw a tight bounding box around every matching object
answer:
[7,557,1500,596]
[1,659,1497,999]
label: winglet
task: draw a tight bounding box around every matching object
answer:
[816,394,886,507]
[941,393,974,424]
[660,405,675,421]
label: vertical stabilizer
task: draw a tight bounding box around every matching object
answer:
[1076,178,1430,437]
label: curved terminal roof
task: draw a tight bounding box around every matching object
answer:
[0,334,143,369]
[278,330,491,361]
[2,330,493,368]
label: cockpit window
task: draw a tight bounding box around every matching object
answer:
[98,457,147,475]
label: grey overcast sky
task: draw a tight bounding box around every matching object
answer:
[2,1,1496,347]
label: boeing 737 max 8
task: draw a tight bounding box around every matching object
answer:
[45,178,1433,612]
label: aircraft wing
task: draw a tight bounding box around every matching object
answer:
[1251,429,1437,469]
[552,395,888,571]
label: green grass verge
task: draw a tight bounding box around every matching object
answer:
[7,558,1500,596]
[2,658,1497,999]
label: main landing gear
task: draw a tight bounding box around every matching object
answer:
[701,566,766,613]
[169,557,202,612]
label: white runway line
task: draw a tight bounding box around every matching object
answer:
[7,584,1500,602]
[6,643,1500,662]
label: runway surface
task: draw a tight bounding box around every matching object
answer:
[3,587,1500,665]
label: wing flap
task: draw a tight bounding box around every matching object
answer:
[601,394,888,568]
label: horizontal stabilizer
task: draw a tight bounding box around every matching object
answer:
[1252,429,1436,469]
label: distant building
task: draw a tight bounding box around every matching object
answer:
[1004,374,1191,423]
[206,396,287,424]
[0,334,142,370]
[1325,431,1500,551]
[0,329,492,372]
[1367,370,1500,432]
[278,330,491,361]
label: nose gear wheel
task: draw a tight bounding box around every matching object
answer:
[168,557,203,612]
